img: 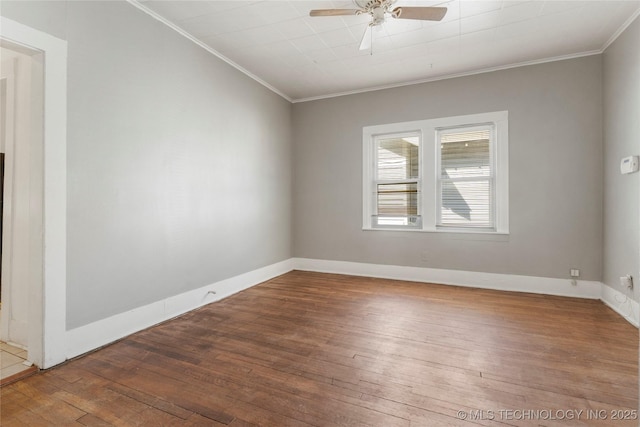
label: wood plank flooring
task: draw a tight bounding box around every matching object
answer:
[1,271,637,426]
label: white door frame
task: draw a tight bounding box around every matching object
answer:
[1,17,67,369]
[1,54,20,345]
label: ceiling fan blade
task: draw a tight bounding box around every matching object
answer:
[391,6,447,21]
[309,9,361,17]
[359,25,372,51]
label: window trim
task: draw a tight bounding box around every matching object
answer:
[363,111,509,234]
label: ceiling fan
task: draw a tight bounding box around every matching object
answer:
[309,0,448,51]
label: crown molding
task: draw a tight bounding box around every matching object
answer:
[601,7,640,52]
[292,50,602,103]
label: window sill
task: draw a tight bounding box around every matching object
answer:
[363,226,509,236]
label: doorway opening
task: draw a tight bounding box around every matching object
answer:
[0,40,44,381]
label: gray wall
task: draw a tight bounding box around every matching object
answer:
[293,56,604,281]
[603,16,640,299]
[2,1,292,329]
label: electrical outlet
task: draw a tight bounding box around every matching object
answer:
[570,269,580,278]
[620,275,633,290]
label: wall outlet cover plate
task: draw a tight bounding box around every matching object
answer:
[620,275,633,289]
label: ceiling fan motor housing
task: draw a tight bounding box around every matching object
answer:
[355,0,397,25]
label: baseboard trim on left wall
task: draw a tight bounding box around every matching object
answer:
[65,259,294,360]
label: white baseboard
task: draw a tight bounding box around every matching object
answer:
[292,258,602,299]
[601,284,639,327]
[65,259,294,360]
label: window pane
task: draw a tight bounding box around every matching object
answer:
[441,130,490,178]
[375,216,420,227]
[440,180,491,227]
[377,183,418,216]
[377,136,419,180]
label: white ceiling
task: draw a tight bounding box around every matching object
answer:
[135,0,640,101]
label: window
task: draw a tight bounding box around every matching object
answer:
[373,133,421,228]
[437,126,493,229]
[363,111,508,233]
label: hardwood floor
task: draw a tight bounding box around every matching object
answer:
[1,271,637,426]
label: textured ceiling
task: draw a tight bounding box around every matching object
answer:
[135,0,640,101]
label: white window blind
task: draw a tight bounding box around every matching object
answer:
[438,127,494,229]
